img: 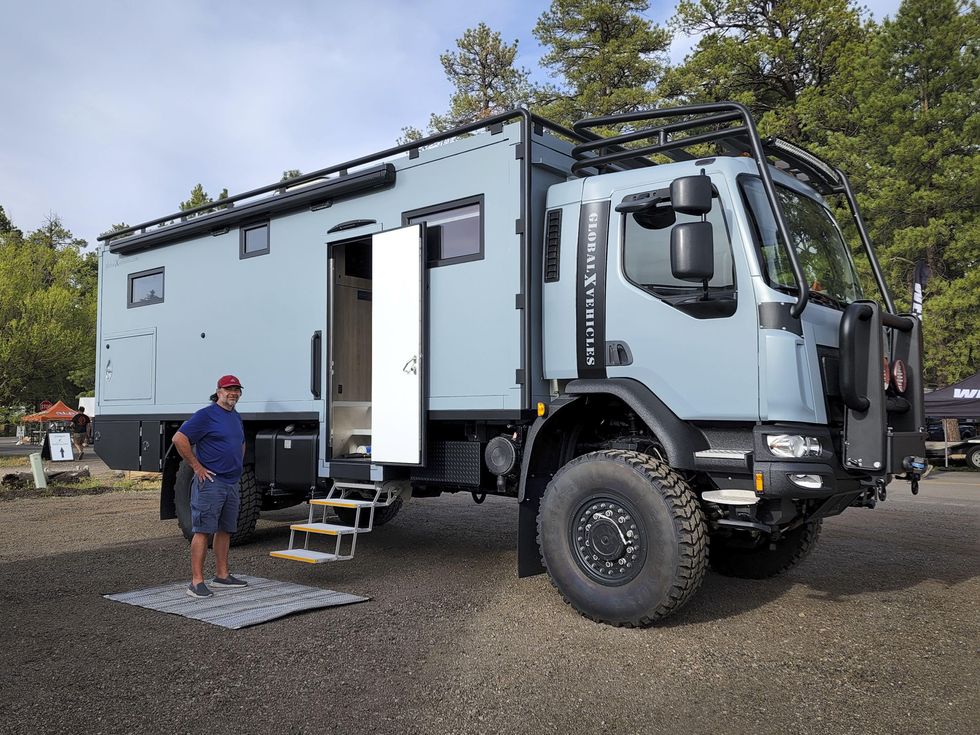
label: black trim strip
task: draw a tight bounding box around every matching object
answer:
[758,302,803,336]
[428,409,535,421]
[576,200,609,378]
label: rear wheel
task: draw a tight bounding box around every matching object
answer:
[537,450,708,627]
[710,520,822,579]
[174,463,261,545]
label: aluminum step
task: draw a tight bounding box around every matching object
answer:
[310,498,384,509]
[332,481,379,492]
[694,449,751,459]
[269,549,350,564]
[289,522,359,536]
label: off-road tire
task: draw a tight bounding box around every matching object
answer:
[710,520,822,579]
[174,463,261,545]
[537,450,708,627]
[966,445,980,470]
[334,496,404,528]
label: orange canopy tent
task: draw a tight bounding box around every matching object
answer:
[21,400,79,422]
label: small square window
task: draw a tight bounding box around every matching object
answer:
[240,222,270,259]
[128,267,164,308]
[404,195,483,267]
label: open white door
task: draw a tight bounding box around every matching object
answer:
[371,225,425,465]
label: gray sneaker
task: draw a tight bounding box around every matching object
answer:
[186,581,213,598]
[211,574,248,588]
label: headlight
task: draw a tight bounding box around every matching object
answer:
[766,434,822,458]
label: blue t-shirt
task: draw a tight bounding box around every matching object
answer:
[178,402,245,483]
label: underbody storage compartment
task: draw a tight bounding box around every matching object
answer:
[255,429,318,490]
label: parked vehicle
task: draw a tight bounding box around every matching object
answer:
[93,103,927,625]
[926,419,976,441]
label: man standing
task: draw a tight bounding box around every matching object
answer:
[71,407,90,459]
[173,375,248,598]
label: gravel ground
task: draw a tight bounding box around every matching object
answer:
[1,472,977,735]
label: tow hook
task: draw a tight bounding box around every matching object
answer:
[876,479,887,502]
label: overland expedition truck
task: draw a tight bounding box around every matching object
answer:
[94,103,927,626]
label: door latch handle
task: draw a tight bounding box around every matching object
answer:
[402,356,418,375]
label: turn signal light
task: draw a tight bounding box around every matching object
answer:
[882,356,891,390]
[537,402,546,417]
[892,359,908,394]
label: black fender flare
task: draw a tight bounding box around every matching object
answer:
[519,378,706,502]
[515,378,708,578]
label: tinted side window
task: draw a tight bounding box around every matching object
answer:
[128,267,164,307]
[622,199,736,318]
[240,222,270,259]
[405,196,483,267]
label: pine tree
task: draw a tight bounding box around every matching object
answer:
[799,0,978,385]
[424,23,532,135]
[533,0,670,127]
[663,0,866,139]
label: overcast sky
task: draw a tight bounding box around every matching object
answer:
[0,0,902,249]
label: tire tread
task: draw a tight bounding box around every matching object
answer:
[537,449,708,627]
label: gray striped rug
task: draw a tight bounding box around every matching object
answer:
[105,574,368,629]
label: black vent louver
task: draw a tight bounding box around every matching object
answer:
[544,209,562,283]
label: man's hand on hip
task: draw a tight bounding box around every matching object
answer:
[194,465,216,483]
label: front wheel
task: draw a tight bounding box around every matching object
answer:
[710,520,822,579]
[174,463,261,545]
[537,450,708,627]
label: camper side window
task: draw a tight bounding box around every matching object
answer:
[404,195,483,267]
[240,221,270,259]
[127,267,164,308]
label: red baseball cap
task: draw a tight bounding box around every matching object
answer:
[217,374,244,389]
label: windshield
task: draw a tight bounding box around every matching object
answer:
[741,176,863,305]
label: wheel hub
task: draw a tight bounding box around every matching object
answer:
[572,498,646,585]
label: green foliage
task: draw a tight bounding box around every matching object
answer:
[0,214,97,408]
[179,183,213,211]
[178,183,229,216]
[422,23,533,135]
[798,0,979,385]
[533,0,671,126]
[664,0,865,138]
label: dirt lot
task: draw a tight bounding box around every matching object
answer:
[1,472,977,735]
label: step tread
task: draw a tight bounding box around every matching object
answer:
[290,522,360,535]
[310,498,383,508]
[269,549,349,563]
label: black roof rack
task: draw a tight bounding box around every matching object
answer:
[569,103,895,314]
[570,105,845,194]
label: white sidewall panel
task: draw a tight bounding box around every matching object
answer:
[371,226,423,464]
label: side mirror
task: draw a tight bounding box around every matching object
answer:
[671,221,714,281]
[670,175,712,215]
